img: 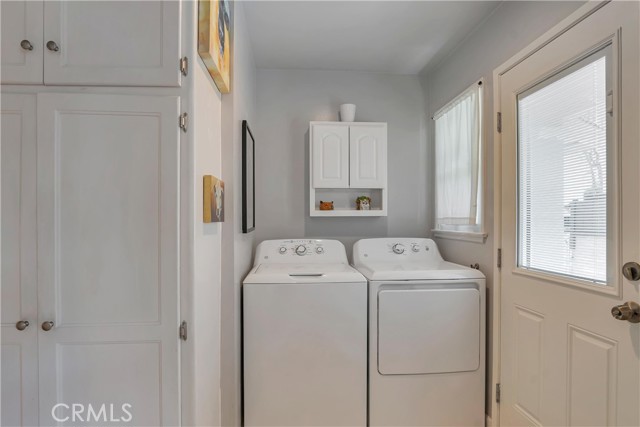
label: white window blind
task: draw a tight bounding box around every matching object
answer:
[517,48,609,284]
[434,82,482,230]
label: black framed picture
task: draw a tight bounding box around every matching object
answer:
[242,120,255,233]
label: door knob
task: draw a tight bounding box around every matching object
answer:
[20,40,33,51]
[41,321,55,331]
[622,262,640,281]
[611,301,640,323]
[46,41,59,52]
[15,320,30,331]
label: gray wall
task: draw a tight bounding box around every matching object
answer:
[254,69,428,254]
[419,0,585,417]
[221,3,256,426]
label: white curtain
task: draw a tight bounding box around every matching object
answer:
[434,84,481,226]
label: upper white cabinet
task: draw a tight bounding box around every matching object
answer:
[312,124,350,188]
[1,1,181,87]
[349,124,387,189]
[0,1,44,84]
[309,122,388,216]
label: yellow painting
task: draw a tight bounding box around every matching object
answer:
[198,0,231,93]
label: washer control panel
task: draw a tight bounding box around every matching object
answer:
[276,240,325,256]
[255,239,348,265]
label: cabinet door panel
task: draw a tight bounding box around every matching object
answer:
[312,124,349,188]
[43,1,180,86]
[1,94,39,427]
[36,93,180,426]
[0,1,44,84]
[349,124,386,188]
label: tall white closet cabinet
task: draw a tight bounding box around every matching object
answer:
[1,1,185,426]
[310,121,388,216]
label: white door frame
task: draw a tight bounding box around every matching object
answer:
[491,1,615,424]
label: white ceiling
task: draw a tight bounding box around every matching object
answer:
[242,1,501,75]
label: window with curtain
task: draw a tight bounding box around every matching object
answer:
[434,82,483,234]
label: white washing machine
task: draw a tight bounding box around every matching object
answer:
[243,239,367,426]
[353,238,486,426]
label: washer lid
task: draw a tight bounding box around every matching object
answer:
[244,263,366,284]
[354,260,485,281]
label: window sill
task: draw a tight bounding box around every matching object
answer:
[431,229,488,244]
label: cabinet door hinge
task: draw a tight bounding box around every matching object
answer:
[496,383,501,403]
[179,112,188,133]
[497,248,502,269]
[497,112,502,133]
[180,56,188,76]
[179,321,188,341]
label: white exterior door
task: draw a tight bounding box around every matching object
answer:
[36,93,180,426]
[349,124,386,189]
[0,1,44,84]
[499,3,639,426]
[311,124,349,188]
[1,94,39,427]
[43,1,180,86]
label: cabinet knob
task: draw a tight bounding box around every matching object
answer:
[46,41,59,52]
[15,320,30,331]
[20,40,34,51]
[41,321,55,331]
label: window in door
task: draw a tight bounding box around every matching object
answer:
[517,45,612,284]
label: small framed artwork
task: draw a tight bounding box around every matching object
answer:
[198,0,232,93]
[204,175,225,223]
[242,120,255,233]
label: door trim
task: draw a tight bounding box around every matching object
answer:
[491,1,612,424]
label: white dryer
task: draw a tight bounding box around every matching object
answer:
[243,239,367,426]
[353,238,486,426]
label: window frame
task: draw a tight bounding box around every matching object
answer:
[514,42,617,290]
[432,79,488,244]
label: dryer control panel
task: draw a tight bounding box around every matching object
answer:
[254,239,348,265]
[353,238,443,263]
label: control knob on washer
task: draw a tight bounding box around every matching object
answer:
[392,244,405,254]
[295,245,307,256]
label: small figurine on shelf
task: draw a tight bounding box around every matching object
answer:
[319,201,334,211]
[356,196,371,210]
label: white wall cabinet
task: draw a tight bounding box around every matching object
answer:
[311,124,350,188]
[1,0,181,87]
[349,124,387,188]
[309,122,387,216]
[1,92,181,426]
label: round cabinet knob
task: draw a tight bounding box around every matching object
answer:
[411,244,420,253]
[295,245,307,256]
[278,246,287,254]
[316,246,324,254]
[46,41,59,52]
[20,40,33,51]
[41,321,54,331]
[392,244,405,254]
[15,320,30,331]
